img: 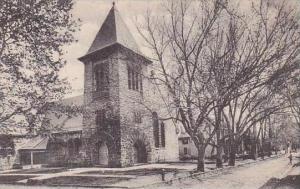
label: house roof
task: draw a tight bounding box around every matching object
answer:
[60,95,84,107]
[0,96,84,137]
[80,4,141,59]
[178,132,190,139]
[48,95,83,133]
[19,136,49,151]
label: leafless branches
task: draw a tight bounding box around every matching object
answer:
[137,0,300,171]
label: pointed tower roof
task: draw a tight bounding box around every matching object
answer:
[79,3,147,62]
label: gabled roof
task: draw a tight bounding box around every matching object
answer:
[47,95,83,133]
[178,132,190,139]
[80,4,142,60]
[19,136,49,151]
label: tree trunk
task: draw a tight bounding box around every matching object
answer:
[267,142,272,157]
[224,140,229,163]
[211,144,215,157]
[216,145,223,168]
[228,142,236,166]
[197,145,205,172]
[261,127,265,159]
[216,132,223,168]
[251,140,257,160]
[215,106,223,168]
[268,121,272,157]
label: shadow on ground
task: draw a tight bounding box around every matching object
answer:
[259,161,300,189]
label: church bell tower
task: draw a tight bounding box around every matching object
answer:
[78,3,152,167]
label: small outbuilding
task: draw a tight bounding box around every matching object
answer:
[18,136,49,168]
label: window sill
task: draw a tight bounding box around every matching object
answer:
[128,89,143,94]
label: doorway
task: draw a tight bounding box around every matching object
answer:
[93,141,109,166]
[133,140,147,164]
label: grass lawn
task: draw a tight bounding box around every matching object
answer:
[0,175,36,184]
[30,176,130,186]
[80,168,181,176]
[6,168,68,174]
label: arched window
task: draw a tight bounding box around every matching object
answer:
[160,122,166,147]
[94,63,109,92]
[152,112,159,148]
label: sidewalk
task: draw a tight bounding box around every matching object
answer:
[113,153,286,188]
[0,152,287,188]
[259,152,300,189]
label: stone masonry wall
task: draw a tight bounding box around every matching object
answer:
[82,51,122,167]
[82,47,179,167]
[118,51,155,166]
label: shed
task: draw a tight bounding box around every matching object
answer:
[18,136,49,167]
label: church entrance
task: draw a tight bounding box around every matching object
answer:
[94,141,109,166]
[133,140,147,164]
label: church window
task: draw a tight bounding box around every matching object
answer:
[132,69,135,90]
[67,138,81,156]
[128,67,132,89]
[134,112,142,123]
[184,147,188,155]
[96,109,107,130]
[160,122,166,147]
[182,138,189,144]
[136,71,139,90]
[140,74,143,93]
[94,63,109,92]
[127,65,143,93]
[152,112,159,148]
[73,138,81,155]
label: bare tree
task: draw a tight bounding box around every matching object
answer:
[214,0,300,165]
[136,0,232,171]
[281,66,300,127]
[136,0,300,171]
[272,113,300,152]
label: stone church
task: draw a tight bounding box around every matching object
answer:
[17,3,179,168]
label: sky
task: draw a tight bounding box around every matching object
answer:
[60,0,161,97]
